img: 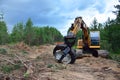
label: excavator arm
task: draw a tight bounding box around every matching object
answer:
[68,17,91,47]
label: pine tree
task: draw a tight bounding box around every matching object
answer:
[10,22,24,43]
[24,18,35,45]
[114,0,120,23]
[90,18,99,30]
[0,21,9,44]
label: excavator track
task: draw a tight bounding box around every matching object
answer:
[75,49,109,58]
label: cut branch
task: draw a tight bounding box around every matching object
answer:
[1,58,15,65]
[14,54,34,75]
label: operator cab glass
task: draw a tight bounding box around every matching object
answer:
[90,31,100,46]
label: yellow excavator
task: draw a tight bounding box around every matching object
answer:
[53,17,100,64]
[68,17,100,49]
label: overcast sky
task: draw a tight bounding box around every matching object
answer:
[0,0,119,35]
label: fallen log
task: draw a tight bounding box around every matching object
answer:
[98,50,109,58]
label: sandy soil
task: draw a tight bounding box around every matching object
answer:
[0,43,120,80]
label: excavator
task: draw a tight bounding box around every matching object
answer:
[53,17,100,64]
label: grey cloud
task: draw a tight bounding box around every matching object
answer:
[0,0,108,32]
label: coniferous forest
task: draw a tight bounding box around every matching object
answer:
[0,18,63,46]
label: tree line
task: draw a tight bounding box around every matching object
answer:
[0,18,63,45]
[88,0,120,53]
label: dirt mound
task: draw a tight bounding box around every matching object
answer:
[14,42,31,51]
[0,44,120,80]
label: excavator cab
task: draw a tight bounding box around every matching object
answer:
[77,31,100,49]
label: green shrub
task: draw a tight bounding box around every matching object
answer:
[1,65,14,73]
[100,40,112,51]
[108,53,120,62]
[47,64,54,68]
[14,64,21,70]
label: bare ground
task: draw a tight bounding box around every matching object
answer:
[0,42,120,80]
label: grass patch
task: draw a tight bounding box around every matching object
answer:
[36,56,41,60]
[21,50,29,55]
[108,53,120,63]
[14,64,21,69]
[0,48,7,55]
[47,64,66,70]
[55,64,67,70]
[1,65,13,73]
[23,72,29,78]
[47,64,54,68]
[1,64,21,73]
